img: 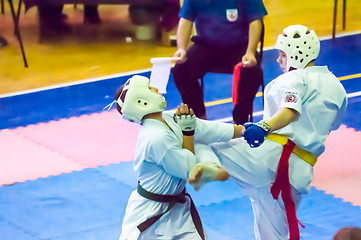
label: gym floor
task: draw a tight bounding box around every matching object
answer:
[1,1,361,239]
[1,0,361,94]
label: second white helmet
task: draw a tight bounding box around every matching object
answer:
[275,25,320,71]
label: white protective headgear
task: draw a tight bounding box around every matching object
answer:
[275,25,320,71]
[117,75,166,124]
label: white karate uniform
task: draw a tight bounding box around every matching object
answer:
[203,66,348,240]
[119,111,234,240]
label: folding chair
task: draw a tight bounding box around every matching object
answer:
[332,0,347,41]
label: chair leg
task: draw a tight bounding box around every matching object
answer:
[1,0,4,14]
[15,0,21,28]
[342,0,346,30]
[200,76,204,92]
[332,0,338,41]
[249,106,253,122]
[7,0,28,67]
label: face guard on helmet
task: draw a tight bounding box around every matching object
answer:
[116,75,167,124]
[275,25,320,71]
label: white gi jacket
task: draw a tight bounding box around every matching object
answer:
[119,111,234,240]
[209,66,348,240]
[213,66,348,193]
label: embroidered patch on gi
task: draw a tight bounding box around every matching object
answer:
[226,9,238,22]
[285,92,298,103]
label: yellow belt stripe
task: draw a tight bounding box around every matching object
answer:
[266,134,317,167]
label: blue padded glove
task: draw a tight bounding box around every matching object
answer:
[243,121,271,148]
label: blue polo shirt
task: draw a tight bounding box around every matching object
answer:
[180,0,267,48]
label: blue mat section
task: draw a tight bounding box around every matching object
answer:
[0,72,148,130]
[1,34,361,130]
[1,162,361,240]
[0,168,132,240]
[0,217,35,240]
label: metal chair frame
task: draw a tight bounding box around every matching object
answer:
[332,0,347,41]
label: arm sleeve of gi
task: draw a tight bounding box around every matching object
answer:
[331,92,348,131]
[149,132,196,180]
[274,72,306,115]
[194,118,235,144]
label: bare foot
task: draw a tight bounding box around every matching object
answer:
[188,165,203,184]
[215,168,229,182]
[188,163,229,191]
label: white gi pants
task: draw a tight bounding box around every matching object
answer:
[195,141,304,240]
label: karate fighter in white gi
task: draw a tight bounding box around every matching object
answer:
[114,75,244,240]
[192,25,348,240]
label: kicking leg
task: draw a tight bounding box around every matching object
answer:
[189,144,229,191]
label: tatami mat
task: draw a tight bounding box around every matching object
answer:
[1,33,360,240]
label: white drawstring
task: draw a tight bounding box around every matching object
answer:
[103,100,116,111]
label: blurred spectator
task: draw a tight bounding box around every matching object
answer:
[129,0,180,40]
[83,4,101,24]
[333,226,361,240]
[38,4,101,36]
[0,35,7,48]
[38,4,69,35]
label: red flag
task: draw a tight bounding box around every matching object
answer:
[232,62,245,105]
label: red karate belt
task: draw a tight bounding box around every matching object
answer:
[232,62,245,105]
[270,139,305,240]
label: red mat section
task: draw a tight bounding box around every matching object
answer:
[0,129,85,185]
[312,125,361,206]
[1,111,360,207]
[0,111,139,186]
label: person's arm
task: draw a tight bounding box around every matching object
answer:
[182,135,195,154]
[242,19,263,67]
[174,103,196,153]
[233,124,245,139]
[173,18,193,63]
[266,107,299,133]
[244,107,299,148]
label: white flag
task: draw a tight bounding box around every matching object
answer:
[149,57,180,94]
